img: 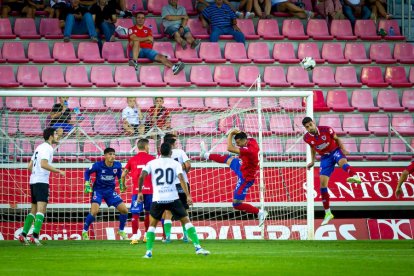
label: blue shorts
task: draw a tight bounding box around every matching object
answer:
[129,47,158,61]
[229,158,255,201]
[143,194,153,211]
[52,123,73,133]
[164,25,191,38]
[130,194,143,214]
[320,148,347,177]
[91,189,123,208]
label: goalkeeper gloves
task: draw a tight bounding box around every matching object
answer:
[119,180,126,193]
[84,181,92,193]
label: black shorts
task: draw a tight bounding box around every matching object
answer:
[175,183,190,210]
[30,183,49,204]
[150,199,187,221]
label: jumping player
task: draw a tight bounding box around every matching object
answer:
[302,117,361,226]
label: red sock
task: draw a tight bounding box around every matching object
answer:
[343,164,355,176]
[144,212,150,232]
[321,191,330,210]
[209,154,229,163]
[233,203,260,214]
[131,214,139,236]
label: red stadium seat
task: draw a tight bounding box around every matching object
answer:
[147,0,167,15]
[402,90,414,111]
[360,67,388,87]
[335,66,362,87]
[264,66,289,87]
[125,0,146,14]
[0,49,4,63]
[354,20,381,40]
[175,43,202,63]
[263,138,284,161]
[273,42,300,64]
[53,42,79,63]
[32,97,55,111]
[213,66,241,87]
[257,19,283,40]
[318,114,346,135]
[171,114,196,135]
[326,90,354,112]
[297,42,325,64]
[0,18,16,39]
[341,138,363,161]
[139,66,166,87]
[190,65,216,87]
[114,18,134,39]
[385,66,412,88]
[41,66,68,87]
[194,114,220,135]
[247,42,274,64]
[229,97,252,109]
[205,97,228,110]
[66,66,92,87]
[254,97,280,112]
[153,42,178,63]
[238,66,261,87]
[83,140,106,161]
[81,97,106,112]
[344,43,371,64]
[218,115,241,133]
[94,114,119,135]
[279,97,305,112]
[369,43,397,64]
[3,115,18,136]
[178,0,197,15]
[342,114,370,135]
[312,66,339,87]
[384,138,412,161]
[39,18,63,39]
[330,19,356,40]
[236,19,259,39]
[378,20,405,40]
[368,114,389,135]
[56,140,83,162]
[19,115,43,136]
[17,66,43,87]
[185,138,206,158]
[14,18,40,39]
[410,67,414,84]
[321,43,348,64]
[282,19,309,40]
[102,42,128,63]
[181,98,206,111]
[28,42,54,63]
[144,18,163,38]
[187,18,209,39]
[2,42,29,63]
[392,114,414,135]
[164,67,191,87]
[285,139,306,161]
[360,138,388,161]
[78,115,96,136]
[287,66,314,87]
[312,90,330,112]
[114,66,141,87]
[243,113,271,136]
[351,90,380,112]
[6,97,31,112]
[105,97,128,112]
[0,66,19,87]
[90,66,117,87]
[199,42,225,63]
[393,43,414,64]
[306,19,333,40]
[377,90,405,112]
[78,42,104,63]
[224,42,251,63]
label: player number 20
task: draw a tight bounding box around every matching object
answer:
[154,168,174,185]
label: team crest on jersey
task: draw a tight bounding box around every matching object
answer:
[113,169,117,174]
[321,135,326,141]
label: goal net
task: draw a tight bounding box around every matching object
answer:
[0,88,314,241]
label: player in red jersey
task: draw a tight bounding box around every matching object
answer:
[121,138,155,244]
[302,117,361,226]
[200,128,268,226]
[127,12,184,74]
[395,161,414,199]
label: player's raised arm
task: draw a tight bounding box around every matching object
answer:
[333,134,349,155]
[227,128,241,154]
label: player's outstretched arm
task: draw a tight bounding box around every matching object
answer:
[178,174,192,206]
[40,159,65,176]
[395,169,409,199]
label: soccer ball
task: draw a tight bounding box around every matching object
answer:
[300,57,316,71]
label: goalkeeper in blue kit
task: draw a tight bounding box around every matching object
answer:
[82,148,129,240]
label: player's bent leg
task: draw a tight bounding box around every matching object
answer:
[116,203,129,240]
[320,175,334,225]
[18,233,29,246]
[338,158,362,184]
[143,216,159,259]
[162,210,173,243]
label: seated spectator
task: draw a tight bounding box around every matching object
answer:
[108,0,132,18]
[233,0,255,18]
[63,0,98,42]
[122,97,145,136]
[128,12,185,74]
[27,0,54,18]
[146,97,174,147]
[50,97,74,137]
[162,0,201,50]
[341,0,371,26]
[270,0,314,19]
[50,0,69,20]
[368,0,391,21]
[253,0,272,19]
[1,0,32,18]
[196,0,237,27]
[201,0,246,44]
[79,0,96,9]
[91,0,117,43]
[316,0,346,20]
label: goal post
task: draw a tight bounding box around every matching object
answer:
[0,87,314,241]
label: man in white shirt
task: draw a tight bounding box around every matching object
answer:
[122,97,145,136]
[138,142,209,258]
[18,128,66,246]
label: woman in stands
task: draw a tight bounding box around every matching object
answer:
[368,0,391,21]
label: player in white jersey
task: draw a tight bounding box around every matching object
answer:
[18,128,66,246]
[138,142,209,258]
[162,134,192,243]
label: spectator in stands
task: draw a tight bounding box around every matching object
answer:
[146,97,171,134]
[108,0,132,18]
[27,0,55,18]
[79,0,96,10]
[315,0,346,20]
[162,0,201,50]
[122,97,145,136]
[253,0,272,19]
[196,0,238,27]
[50,0,69,20]
[201,0,246,44]
[368,0,391,21]
[50,97,74,137]
[270,0,314,19]
[128,12,185,74]
[1,0,32,18]
[341,0,371,26]
[90,0,117,43]
[63,0,98,42]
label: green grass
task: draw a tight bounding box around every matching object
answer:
[1,240,413,275]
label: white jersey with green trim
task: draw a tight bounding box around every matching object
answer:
[30,142,54,184]
[143,157,183,202]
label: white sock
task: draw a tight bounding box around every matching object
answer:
[204,152,210,160]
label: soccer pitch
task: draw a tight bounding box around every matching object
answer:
[0,240,413,275]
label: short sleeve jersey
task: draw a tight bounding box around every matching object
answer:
[125,152,155,194]
[84,161,123,191]
[143,158,183,202]
[239,138,259,181]
[122,106,141,125]
[147,106,170,128]
[30,142,54,184]
[128,25,153,49]
[171,148,190,184]
[50,103,72,125]
[303,126,339,155]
